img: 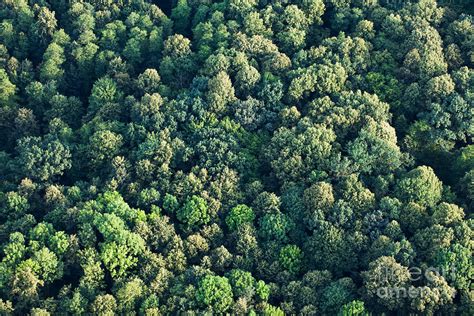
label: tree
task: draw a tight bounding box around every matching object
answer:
[207,71,236,114]
[260,302,284,315]
[171,0,191,35]
[122,26,148,67]
[274,5,309,53]
[86,130,123,169]
[227,0,258,16]
[88,77,122,116]
[320,278,357,314]
[0,69,15,104]
[15,136,72,181]
[413,224,454,262]
[267,123,336,183]
[259,212,293,242]
[90,294,117,316]
[234,97,267,131]
[159,34,196,89]
[305,221,357,274]
[288,63,347,101]
[420,93,474,151]
[339,300,368,316]
[460,169,474,209]
[279,245,303,274]
[45,95,84,128]
[303,182,334,227]
[408,272,456,314]
[77,248,105,299]
[235,64,260,94]
[227,269,255,298]
[394,166,443,207]
[348,119,403,175]
[455,145,474,175]
[87,200,146,278]
[404,22,447,80]
[131,93,164,131]
[435,243,473,292]
[255,280,270,301]
[242,12,272,37]
[34,7,57,42]
[39,42,65,83]
[31,247,63,283]
[226,204,255,231]
[362,256,411,311]
[115,278,144,313]
[300,0,325,24]
[398,202,429,234]
[0,0,473,313]
[196,275,233,313]
[96,225,145,278]
[0,192,29,220]
[431,202,465,226]
[177,195,210,229]
[136,69,161,95]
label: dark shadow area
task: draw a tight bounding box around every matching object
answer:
[152,0,173,16]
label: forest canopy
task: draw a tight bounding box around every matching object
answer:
[0,0,473,315]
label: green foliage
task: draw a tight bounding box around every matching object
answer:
[88,77,122,115]
[0,69,15,104]
[162,193,179,214]
[279,244,303,274]
[305,221,357,273]
[259,212,293,242]
[365,72,401,108]
[94,213,146,278]
[115,278,144,312]
[227,269,255,298]
[225,204,255,230]
[0,0,472,314]
[321,278,357,314]
[395,166,443,207]
[339,300,368,316]
[177,195,210,229]
[91,294,117,315]
[261,303,284,316]
[362,256,411,310]
[288,63,347,101]
[171,0,191,35]
[431,202,465,226]
[455,145,474,174]
[0,192,29,219]
[87,130,123,167]
[40,43,65,83]
[136,69,161,95]
[255,280,270,301]
[196,275,233,313]
[15,136,72,181]
[435,243,473,291]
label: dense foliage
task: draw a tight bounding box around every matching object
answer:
[0,0,473,314]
